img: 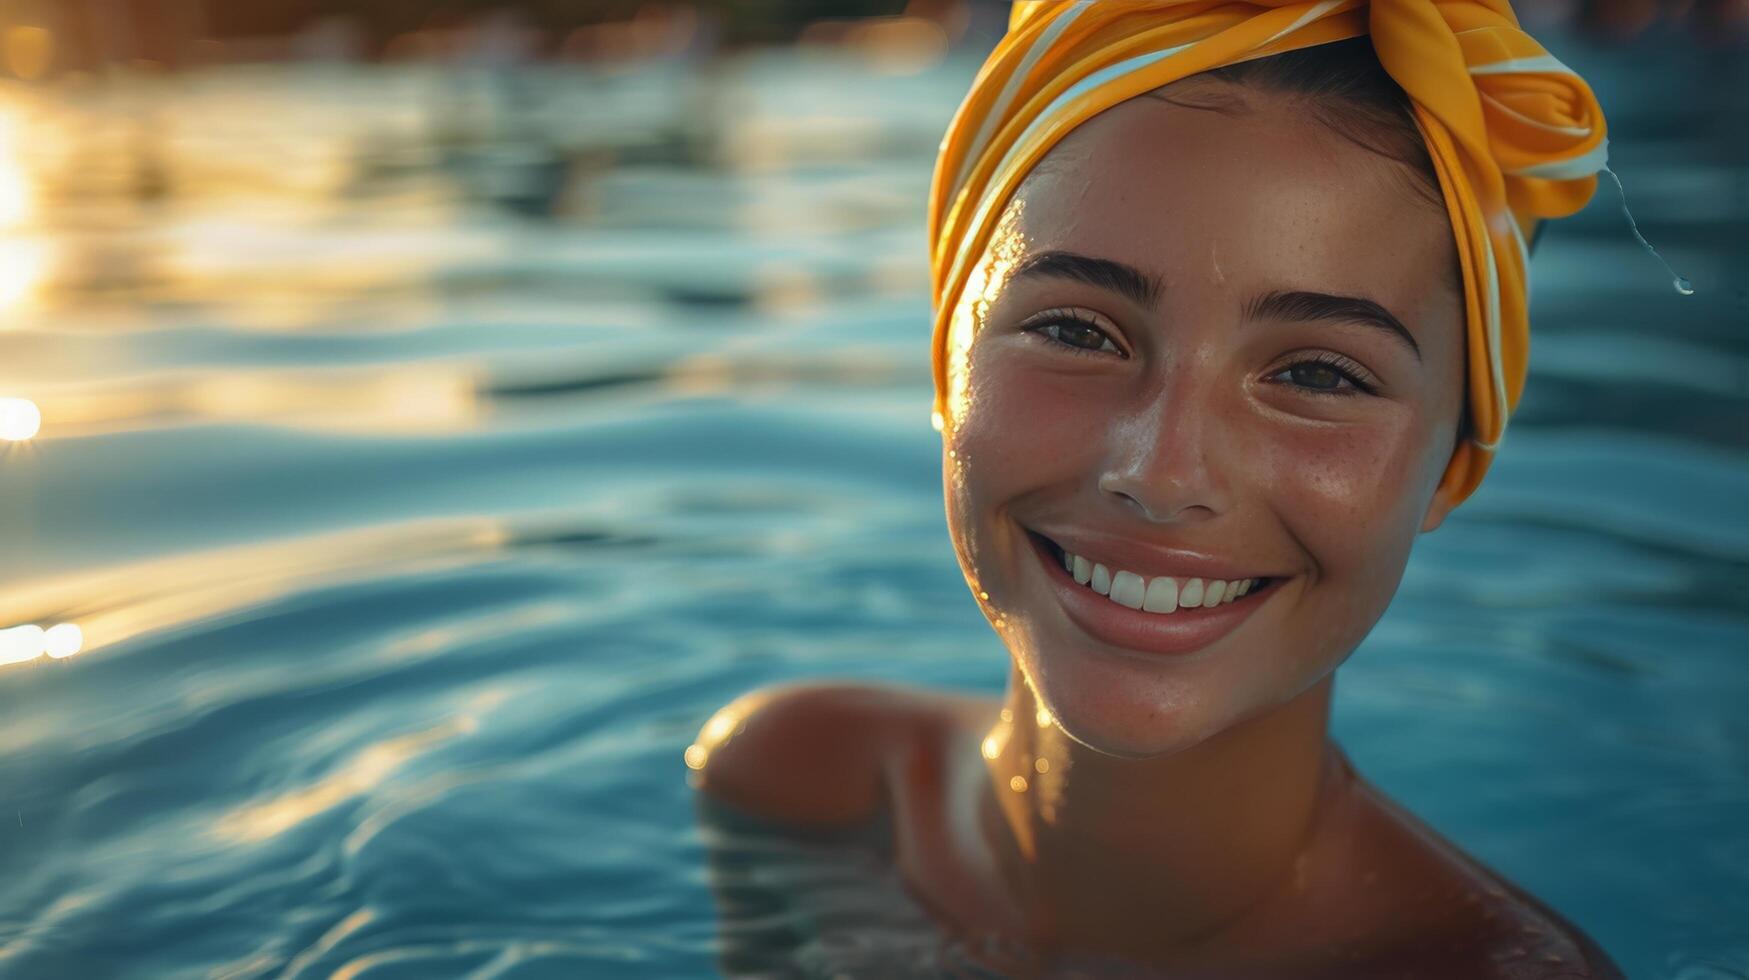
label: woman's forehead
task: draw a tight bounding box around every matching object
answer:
[1007,91,1455,302]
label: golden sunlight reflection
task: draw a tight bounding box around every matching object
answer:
[0,625,45,665]
[275,908,376,980]
[42,622,82,658]
[0,238,47,312]
[160,227,449,313]
[0,107,33,229]
[0,342,913,441]
[685,705,747,772]
[377,601,574,665]
[0,517,507,666]
[0,396,41,440]
[659,350,908,401]
[981,707,1014,764]
[0,622,80,665]
[216,714,477,843]
[22,366,480,440]
[332,692,516,860]
[186,369,478,436]
[943,200,1028,433]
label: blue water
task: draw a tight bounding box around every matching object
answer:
[1,30,1745,980]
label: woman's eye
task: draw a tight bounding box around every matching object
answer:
[1026,315,1124,357]
[1267,355,1375,396]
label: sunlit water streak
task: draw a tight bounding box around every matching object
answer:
[0,29,1745,980]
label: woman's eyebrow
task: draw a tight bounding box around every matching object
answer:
[1244,289,1423,361]
[1009,251,1422,362]
[1010,250,1164,309]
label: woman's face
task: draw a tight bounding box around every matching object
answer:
[943,82,1466,758]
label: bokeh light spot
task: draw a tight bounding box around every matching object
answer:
[0,397,41,440]
[3,26,53,81]
[44,623,83,659]
[0,625,46,665]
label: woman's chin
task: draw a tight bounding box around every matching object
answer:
[1053,714,1209,760]
[1021,648,1229,759]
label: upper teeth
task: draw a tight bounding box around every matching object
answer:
[1061,549,1258,614]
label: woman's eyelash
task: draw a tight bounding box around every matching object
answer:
[1022,310,1126,358]
[1269,351,1378,397]
[1020,314,1374,396]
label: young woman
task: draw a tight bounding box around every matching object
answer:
[690,2,1626,976]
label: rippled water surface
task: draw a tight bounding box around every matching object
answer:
[1,30,1745,980]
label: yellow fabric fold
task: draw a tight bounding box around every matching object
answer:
[928,0,1609,507]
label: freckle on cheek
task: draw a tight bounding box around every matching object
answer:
[1286,434,1402,517]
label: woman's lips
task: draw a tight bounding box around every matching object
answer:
[1023,528,1280,657]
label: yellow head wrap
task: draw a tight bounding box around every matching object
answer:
[928,0,1610,508]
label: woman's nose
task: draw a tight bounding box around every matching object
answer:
[1096,396,1229,524]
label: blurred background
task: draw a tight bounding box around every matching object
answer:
[0,2,1743,978]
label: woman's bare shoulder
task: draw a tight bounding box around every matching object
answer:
[686,680,995,828]
[1333,768,1626,980]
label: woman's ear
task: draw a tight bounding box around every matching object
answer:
[1419,481,1459,534]
[1422,407,1471,534]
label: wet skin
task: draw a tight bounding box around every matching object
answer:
[693,682,1624,978]
[692,79,1625,978]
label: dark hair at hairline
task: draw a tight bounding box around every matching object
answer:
[1204,36,1442,209]
[1203,36,1473,447]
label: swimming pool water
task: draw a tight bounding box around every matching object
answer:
[0,28,1745,980]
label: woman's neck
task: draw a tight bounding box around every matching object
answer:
[978,664,1342,960]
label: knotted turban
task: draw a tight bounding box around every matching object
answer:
[928,0,1610,508]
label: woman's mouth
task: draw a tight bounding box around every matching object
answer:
[1022,528,1283,656]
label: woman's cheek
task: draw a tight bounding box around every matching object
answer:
[944,342,1086,581]
[955,340,1091,473]
[1269,417,1427,585]
[944,340,1020,569]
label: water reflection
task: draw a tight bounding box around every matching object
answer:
[216,709,482,844]
[0,237,48,312]
[0,104,33,228]
[23,367,479,439]
[4,345,920,442]
[0,15,1740,980]
[0,517,508,664]
[0,511,709,671]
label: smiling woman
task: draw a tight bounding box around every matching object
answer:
[690,2,1627,976]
